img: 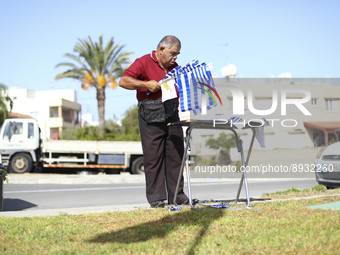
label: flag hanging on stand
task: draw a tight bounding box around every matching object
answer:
[161,60,216,115]
[161,60,268,148]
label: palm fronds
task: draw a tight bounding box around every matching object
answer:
[0,83,13,125]
[55,36,133,90]
[54,36,133,133]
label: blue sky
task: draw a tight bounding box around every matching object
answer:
[1,0,339,121]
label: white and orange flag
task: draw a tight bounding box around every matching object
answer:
[161,77,177,102]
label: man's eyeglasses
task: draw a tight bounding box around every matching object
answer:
[169,51,180,56]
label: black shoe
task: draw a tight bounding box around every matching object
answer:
[150,200,166,208]
[181,199,199,205]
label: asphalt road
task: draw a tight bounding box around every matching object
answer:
[3,179,318,212]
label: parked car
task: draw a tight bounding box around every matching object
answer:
[314,141,340,189]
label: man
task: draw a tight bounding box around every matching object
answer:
[119,36,188,208]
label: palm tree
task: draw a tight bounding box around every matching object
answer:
[55,36,133,133]
[0,83,13,126]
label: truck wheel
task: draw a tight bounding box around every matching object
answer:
[131,157,144,174]
[10,153,33,173]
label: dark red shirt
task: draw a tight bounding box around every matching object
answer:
[122,51,178,101]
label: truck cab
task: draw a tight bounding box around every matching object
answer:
[0,118,144,175]
[0,118,41,173]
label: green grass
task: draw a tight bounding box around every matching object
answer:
[1,185,340,254]
[262,184,339,199]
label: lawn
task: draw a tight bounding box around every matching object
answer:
[0,185,339,254]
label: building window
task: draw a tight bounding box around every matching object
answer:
[325,99,338,112]
[62,108,71,123]
[311,98,318,106]
[313,131,323,147]
[50,107,59,117]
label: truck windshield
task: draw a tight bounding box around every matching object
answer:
[2,122,12,139]
[2,121,23,140]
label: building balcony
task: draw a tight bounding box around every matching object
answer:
[49,117,81,128]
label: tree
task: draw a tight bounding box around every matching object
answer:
[0,83,13,126]
[59,106,140,141]
[205,132,236,151]
[205,132,237,165]
[119,106,140,140]
[55,36,133,133]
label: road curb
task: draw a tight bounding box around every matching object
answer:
[5,173,146,184]
[4,173,316,184]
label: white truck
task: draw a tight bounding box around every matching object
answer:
[0,118,144,174]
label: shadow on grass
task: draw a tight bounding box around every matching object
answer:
[89,209,225,254]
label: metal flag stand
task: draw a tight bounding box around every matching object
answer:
[170,119,262,211]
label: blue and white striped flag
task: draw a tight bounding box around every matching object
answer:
[165,60,216,115]
[162,64,268,148]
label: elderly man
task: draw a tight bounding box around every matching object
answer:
[119,36,188,208]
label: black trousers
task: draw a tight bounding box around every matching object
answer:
[138,110,188,205]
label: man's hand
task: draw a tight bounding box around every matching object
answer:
[119,76,161,93]
[145,80,161,93]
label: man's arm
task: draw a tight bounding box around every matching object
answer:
[119,76,161,93]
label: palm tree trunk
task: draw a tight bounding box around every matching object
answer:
[96,87,106,133]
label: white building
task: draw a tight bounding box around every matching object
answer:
[5,87,81,140]
[179,78,340,155]
[81,113,99,127]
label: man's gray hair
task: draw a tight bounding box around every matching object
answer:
[157,36,181,49]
